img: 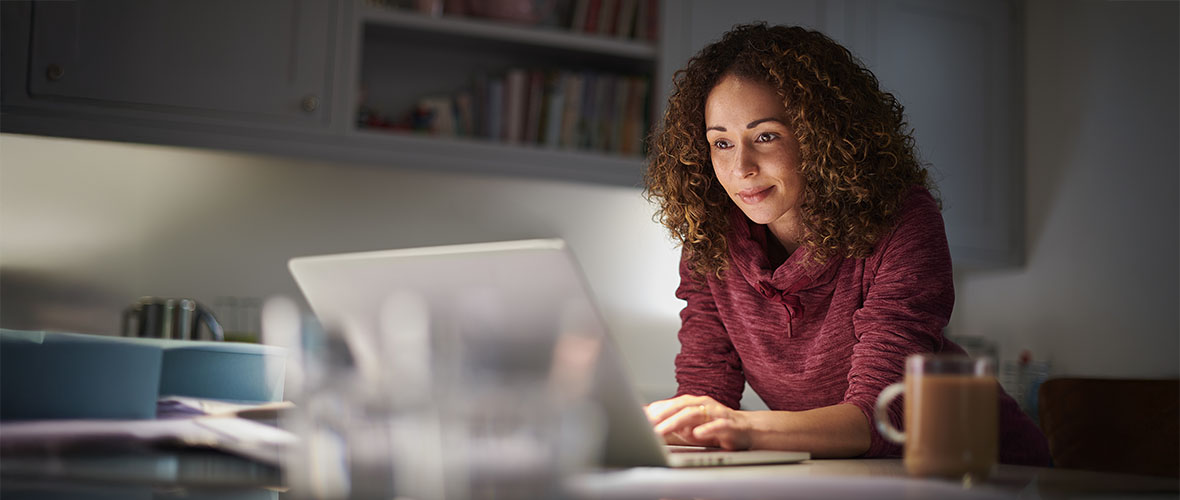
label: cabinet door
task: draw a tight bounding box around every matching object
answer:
[841,0,1022,268]
[27,0,335,126]
[667,0,1023,268]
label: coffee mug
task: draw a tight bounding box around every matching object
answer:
[874,354,998,480]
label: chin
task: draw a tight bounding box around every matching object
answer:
[738,210,776,225]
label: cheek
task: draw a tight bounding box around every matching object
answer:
[710,161,731,189]
[710,151,737,178]
[709,158,726,182]
[785,173,805,200]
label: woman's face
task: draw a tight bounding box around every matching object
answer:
[704,75,804,230]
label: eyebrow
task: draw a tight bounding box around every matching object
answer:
[705,117,786,132]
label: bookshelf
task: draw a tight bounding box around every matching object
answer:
[353,1,660,173]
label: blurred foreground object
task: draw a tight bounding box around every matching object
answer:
[0,329,284,420]
[264,290,604,499]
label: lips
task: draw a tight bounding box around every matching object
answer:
[737,185,774,204]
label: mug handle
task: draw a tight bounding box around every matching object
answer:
[874,382,906,444]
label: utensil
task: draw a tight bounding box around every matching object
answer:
[123,297,225,341]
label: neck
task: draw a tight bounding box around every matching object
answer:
[767,214,805,255]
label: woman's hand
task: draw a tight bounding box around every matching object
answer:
[643,394,754,450]
[645,398,873,457]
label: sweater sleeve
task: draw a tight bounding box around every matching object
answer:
[672,252,746,410]
[843,190,955,457]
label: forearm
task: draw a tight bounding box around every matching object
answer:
[745,403,871,458]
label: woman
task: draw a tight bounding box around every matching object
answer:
[642,23,1050,464]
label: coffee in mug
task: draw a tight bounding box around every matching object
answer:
[874,354,998,481]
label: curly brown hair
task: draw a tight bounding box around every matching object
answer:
[645,23,935,277]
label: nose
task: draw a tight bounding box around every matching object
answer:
[733,142,758,178]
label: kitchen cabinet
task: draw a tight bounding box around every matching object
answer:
[0,0,662,187]
[843,0,1023,269]
[7,0,336,129]
[667,0,1023,268]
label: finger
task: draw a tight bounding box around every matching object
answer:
[643,397,682,422]
[692,417,730,439]
[652,406,692,435]
[645,396,693,424]
[653,404,711,436]
[662,430,697,446]
[672,420,719,448]
[648,395,714,424]
[693,418,751,450]
[642,403,658,422]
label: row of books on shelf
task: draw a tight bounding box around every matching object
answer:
[570,0,659,40]
[359,69,651,156]
[368,0,658,42]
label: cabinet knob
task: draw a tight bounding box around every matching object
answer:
[46,64,65,81]
[301,95,319,113]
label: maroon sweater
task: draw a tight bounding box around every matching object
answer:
[673,188,1051,465]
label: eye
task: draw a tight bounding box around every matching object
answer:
[712,139,733,150]
[755,132,779,143]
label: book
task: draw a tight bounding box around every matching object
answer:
[504,69,528,144]
[643,0,659,41]
[0,416,296,466]
[454,90,475,137]
[629,76,650,155]
[524,70,546,144]
[609,75,630,152]
[487,77,504,141]
[542,0,575,29]
[621,76,650,156]
[560,73,584,148]
[472,73,489,138]
[583,0,602,33]
[594,74,616,151]
[419,96,455,136]
[570,0,590,32]
[635,0,658,41]
[598,0,619,35]
[579,72,598,149]
[544,72,566,148]
[615,0,638,39]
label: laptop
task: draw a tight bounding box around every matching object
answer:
[288,238,809,468]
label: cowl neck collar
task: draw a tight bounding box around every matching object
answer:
[726,205,842,294]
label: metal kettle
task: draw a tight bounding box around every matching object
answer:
[122,296,225,341]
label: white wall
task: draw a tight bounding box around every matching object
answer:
[0,134,686,400]
[948,0,1179,378]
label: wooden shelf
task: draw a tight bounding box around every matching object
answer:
[358,6,658,62]
[348,127,646,186]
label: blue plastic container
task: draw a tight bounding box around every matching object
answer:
[0,329,285,420]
